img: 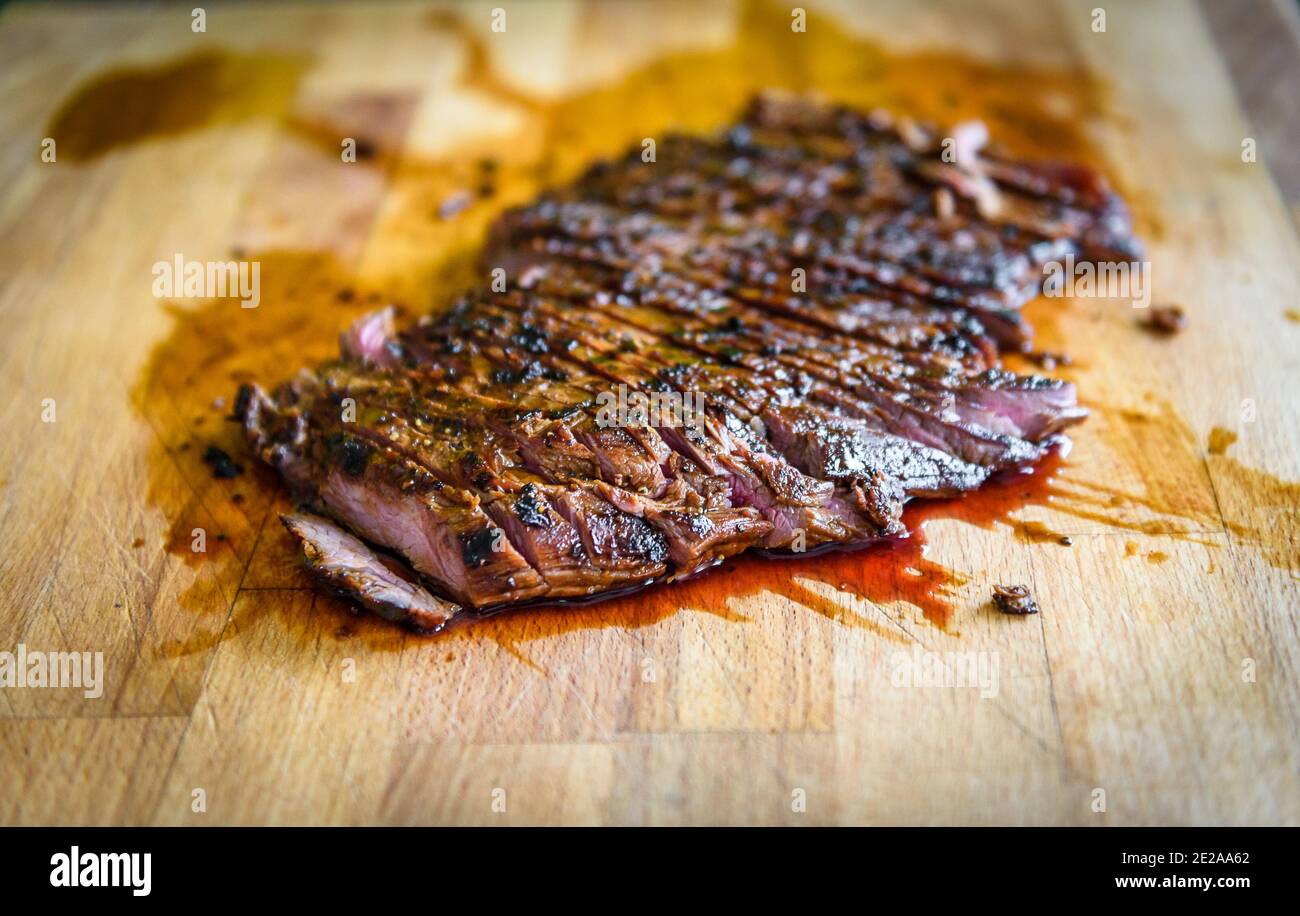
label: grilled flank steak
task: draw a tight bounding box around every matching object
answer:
[237,93,1139,631]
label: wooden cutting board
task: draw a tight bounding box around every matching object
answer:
[1,0,1296,826]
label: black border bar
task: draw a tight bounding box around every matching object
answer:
[0,826,1281,901]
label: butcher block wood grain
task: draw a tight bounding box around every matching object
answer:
[1,0,1297,826]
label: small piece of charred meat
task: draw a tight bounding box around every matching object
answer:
[202,445,243,479]
[282,512,460,632]
[992,583,1040,615]
[1144,305,1186,335]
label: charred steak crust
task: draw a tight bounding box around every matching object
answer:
[239,93,1140,631]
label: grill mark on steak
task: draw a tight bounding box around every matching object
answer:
[494,92,1138,347]
[296,369,676,598]
[500,203,1040,346]
[494,204,1035,350]
[311,359,771,583]
[394,330,767,566]
[558,296,1052,472]
[513,253,996,381]
[488,297,904,536]
[313,436,548,607]
[459,295,872,549]
[238,93,1139,630]
[473,284,1029,506]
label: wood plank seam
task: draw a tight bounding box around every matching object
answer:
[144,483,278,822]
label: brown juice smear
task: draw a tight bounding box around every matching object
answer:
[535,0,1107,171]
[113,0,1293,655]
[136,251,377,567]
[46,50,307,161]
[1207,426,1238,456]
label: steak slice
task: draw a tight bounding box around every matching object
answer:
[236,93,1140,631]
[319,362,772,575]
[242,383,548,607]
[282,512,459,631]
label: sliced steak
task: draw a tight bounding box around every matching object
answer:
[236,92,1139,631]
